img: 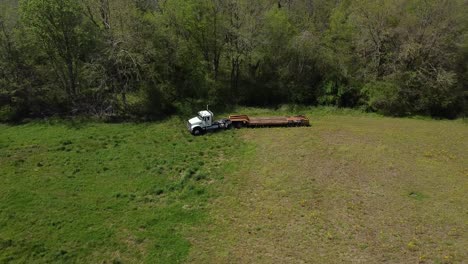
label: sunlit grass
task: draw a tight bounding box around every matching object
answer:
[1,109,466,263]
[0,118,240,263]
[188,111,468,263]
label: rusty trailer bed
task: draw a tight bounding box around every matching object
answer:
[229,114,309,128]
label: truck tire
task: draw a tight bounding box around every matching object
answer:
[226,123,232,130]
[192,127,203,136]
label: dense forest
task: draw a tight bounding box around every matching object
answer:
[0,0,467,120]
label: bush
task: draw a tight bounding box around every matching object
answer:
[362,80,407,116]
[129,84,175,120]
[318,81,361,108]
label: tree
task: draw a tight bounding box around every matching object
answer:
[83,0,144,114]
[21,0,92,101]
[0,0,41,120]
[0,0,466,120]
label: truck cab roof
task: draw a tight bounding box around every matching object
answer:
[198,110,213,117]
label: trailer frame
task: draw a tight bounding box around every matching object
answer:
[229,114,310,128]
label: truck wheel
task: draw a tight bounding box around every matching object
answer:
[192,127,203,136]
[226,123,232,130]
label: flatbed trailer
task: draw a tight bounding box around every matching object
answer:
[187,110,310,135]
[229,114,310,128]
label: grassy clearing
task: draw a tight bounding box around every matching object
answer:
[0,118,240,263]
[1,108,467,263]
[188,109,467,263]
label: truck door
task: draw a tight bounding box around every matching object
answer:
[206,115,212,127]
[201,116,210,128]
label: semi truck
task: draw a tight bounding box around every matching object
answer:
[187,109,310,135]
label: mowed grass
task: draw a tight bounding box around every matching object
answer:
[187,109,468,263]
[1,109,467,264]
[0,118,240,263]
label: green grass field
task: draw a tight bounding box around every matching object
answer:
[0,118,240,263]
[1,108,467,263]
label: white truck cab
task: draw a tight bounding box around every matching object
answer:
[187,110,231,135]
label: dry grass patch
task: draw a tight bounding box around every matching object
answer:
[188,115,467,263]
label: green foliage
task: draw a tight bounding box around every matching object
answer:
[318,80,360,108]
[263,7,296,49]
[21,0,91,96]
[0,0,466,120]
[363,80,404,115]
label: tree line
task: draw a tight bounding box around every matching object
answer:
[0,0,466,121]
